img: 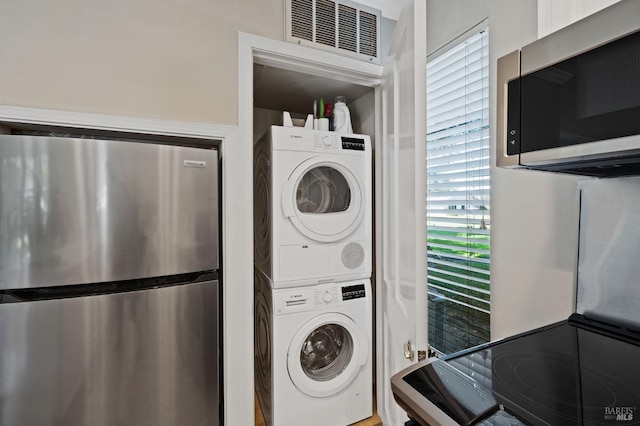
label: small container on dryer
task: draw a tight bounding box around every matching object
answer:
[332,96,353,134]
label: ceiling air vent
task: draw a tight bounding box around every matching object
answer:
[287,0,381,63]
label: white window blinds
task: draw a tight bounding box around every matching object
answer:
[426,29,490,355]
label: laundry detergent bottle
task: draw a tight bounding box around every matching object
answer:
[333,96,353,133]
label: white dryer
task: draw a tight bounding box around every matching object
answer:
[254,268,373,426]
[254,125,372,287]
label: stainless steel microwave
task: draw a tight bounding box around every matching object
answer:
[497,0,640,177]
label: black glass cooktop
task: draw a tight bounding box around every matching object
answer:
[403,315,640,425]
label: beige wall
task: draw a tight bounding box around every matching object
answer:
[538,0,621,37]
[0,0,283,125]
[426,0,489,56]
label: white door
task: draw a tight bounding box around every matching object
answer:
[376,0,428,425]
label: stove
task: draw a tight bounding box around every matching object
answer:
[391,171,640,425]
[391,314,640,425]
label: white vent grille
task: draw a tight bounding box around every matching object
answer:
[287,0,381,63]
[291,0,313,41]
[338,5,357,52]
[359,10,377,57]
[316,0,336,46]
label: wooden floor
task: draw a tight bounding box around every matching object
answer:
[255,393,382,426]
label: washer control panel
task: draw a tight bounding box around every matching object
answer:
[276,281,370,313]
[312,283,368,307]
[314,287,339,305]
[342,284,366,300]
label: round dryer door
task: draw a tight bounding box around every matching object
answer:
[287,313,368,398]
[282,157,364,243]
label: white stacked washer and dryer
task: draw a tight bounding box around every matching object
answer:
[254,125,373,426]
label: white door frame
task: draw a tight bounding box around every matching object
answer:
[376,1,428,424]
[237,32,382,425]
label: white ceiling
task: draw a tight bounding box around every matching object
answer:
[357,0,403,19]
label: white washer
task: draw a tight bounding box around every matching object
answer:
[254,268,373,426]
[254,125,372,288]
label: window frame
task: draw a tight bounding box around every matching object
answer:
[426,24,491,355]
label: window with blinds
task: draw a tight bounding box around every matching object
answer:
[426,29,490,355]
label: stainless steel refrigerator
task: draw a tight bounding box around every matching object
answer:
[0,135,220,426]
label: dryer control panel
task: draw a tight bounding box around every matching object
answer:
[341,137,366,151]
[269,126,371,156]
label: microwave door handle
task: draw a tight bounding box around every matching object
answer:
[497,49,521,169]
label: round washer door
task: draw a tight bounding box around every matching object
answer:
[282,157,364,243]
[287,313,368,398]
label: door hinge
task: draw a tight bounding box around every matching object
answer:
[403,340,415,361]
[405,341,434,362]
[419,347,439,360]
